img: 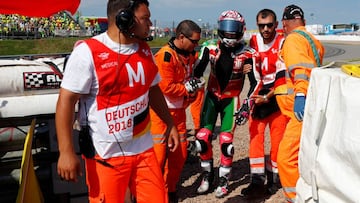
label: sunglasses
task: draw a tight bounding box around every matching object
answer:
[257,23,274,29]
[183,34,200,44]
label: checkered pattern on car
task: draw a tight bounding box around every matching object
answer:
[24,72,45,89]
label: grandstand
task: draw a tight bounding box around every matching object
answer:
[0,11,92,39]
[79,16,107,34]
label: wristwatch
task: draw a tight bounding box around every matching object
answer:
[263,95,268,101]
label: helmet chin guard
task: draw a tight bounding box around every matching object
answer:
[220,38,242,47]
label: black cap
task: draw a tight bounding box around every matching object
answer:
[282,4,304,20]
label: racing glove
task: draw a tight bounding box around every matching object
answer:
[185,77,206,94]
[234,98,253,125]
[294,93,306,122]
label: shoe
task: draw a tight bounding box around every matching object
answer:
[240,182,266,198]
[265,179,282,195]
[168,192,178,203]
[265,171,282,195]
[215,176,229,198]
[197,171,214,194]
[266,183,281,195]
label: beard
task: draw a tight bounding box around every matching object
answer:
[261,31,275,40]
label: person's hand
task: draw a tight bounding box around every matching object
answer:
[167,125,179,152]
[243,63,252,74]
[57,151,82,182]
[250,94,269,104]
[294,94,306,121]
[208,45,218,64]
[185,77,205,93]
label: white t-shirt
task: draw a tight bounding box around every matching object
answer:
[61,32,160,158]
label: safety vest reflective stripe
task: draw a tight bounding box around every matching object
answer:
[152,133,187,143]
[251,167,265,174]
[250,157,265,174]
[288,62,315,72]
[266,160,279,173]
[249,157,264,164]
[152,134,166,144]
[285,196,296,203]
[294,74,309,81]
[283,187,296,203]
[283,186,296,202]
[285,71,294,95]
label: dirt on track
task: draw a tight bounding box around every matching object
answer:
[178,82,287,203]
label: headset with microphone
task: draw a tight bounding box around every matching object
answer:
[115,0,135,34]
[115,0,153,41]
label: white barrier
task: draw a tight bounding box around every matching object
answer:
[314,34,360,43]
[245,30,360,42]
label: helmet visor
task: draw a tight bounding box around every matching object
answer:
[218,20,244,33]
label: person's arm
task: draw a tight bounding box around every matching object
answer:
[55,88,82,182]
[251,89,274,104]
[149,85,179,152]
[155,51,189,97]
[193,46,210,78]
[283,33,315,121]
[240,47,261,98]
[244,60,258,98]
[283,33,313,95]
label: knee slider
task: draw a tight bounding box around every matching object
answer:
[221,142,234,157]
[195,139,208,153]
[195,128,212,153]
[219,131,234,157]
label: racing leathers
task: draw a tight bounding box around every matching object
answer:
[194,39,259,196]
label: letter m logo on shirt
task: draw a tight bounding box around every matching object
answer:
[126,62,145,87]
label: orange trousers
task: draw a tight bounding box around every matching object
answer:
[84,148,166,203]
[248,110,287,174]
[276,94,301,203]
[151,108,188,193]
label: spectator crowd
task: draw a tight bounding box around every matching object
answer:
[0,12,101,39]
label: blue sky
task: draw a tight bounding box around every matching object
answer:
[78,0,360,30]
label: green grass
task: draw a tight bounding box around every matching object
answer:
[0,37,175,56]
[0,38,82,56]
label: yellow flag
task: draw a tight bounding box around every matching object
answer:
[16,119,44,203]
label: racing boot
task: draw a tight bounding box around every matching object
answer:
[240,174,266,198]
[215,176,229,198]
[197,160,214,194]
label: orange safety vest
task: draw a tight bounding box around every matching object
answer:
[282,26,325,97]
[154,44,196,109]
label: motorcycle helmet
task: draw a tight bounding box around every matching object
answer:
[218,10,246,47]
